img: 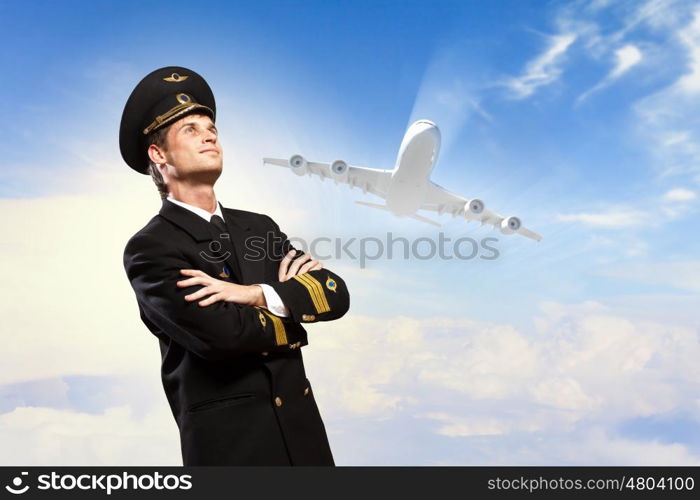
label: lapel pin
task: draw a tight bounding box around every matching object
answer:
[219,265,230,279]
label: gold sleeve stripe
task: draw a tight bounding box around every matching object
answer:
[292,274,324,313]
[294,273,328,313]
[261,309,288,346]
[302,274,331,312]
[294,273,330,313]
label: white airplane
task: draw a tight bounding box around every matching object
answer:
[263,119,542,241]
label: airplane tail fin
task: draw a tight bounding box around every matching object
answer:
[354,200,442,227]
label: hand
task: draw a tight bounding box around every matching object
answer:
[279,249,323,282]
[177,269,263,307]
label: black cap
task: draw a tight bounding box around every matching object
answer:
[119,66,216,174]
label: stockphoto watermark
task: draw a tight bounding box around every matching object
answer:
[200,231,501,268]
[3,470,192,495]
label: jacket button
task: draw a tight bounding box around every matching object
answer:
[302,314,316,322]
[261,351,268,356]
[274,396,283,407]
[303,387,310,396]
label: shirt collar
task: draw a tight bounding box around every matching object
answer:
[166,194,223,222]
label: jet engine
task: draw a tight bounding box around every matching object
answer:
[330,159,349,181]
[288,154,308,175]
[464,198,485,219]
[500,216,521,235]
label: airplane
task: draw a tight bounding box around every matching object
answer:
[263,119,542,241]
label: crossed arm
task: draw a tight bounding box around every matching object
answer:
[123,218,349,360]
[177,249,322,308]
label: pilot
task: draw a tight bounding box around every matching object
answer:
[120,66,350,465]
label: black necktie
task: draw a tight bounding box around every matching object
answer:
[209,214,243,283]
[209,214,227,234]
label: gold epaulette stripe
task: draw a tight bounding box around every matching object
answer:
[293,273,330,313]
[261,309,288,346]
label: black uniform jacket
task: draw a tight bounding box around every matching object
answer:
[122,198,350,465]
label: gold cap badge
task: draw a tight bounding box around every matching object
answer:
[163,72,189,82]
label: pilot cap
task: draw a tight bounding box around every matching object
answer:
[119,66,216,174]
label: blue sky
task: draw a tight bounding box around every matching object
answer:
[1,0,700,465]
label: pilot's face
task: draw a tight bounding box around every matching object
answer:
[158,112,223,181]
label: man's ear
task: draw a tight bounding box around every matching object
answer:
[147,144,166,165]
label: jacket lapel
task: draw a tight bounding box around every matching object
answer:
[222,205,266,285]
[158,199,266,284]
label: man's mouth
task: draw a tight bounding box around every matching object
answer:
[200,149,219,154]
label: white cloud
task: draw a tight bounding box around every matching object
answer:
[633,5,700,183]
[531,377,600,411]
[611,44,644,78]
[504,33,577,99]
[302,298,700,464]
[0,404,180,465]
[554,190,695,232]
[556,209,647,227]
[614,0,686,39]
[554,188,695,229]
[663,187,697,201]
[662,130,692,147]
[0,194,164,385]
[421,412,510,437]
[577,44,643,103]
[675,5,700,94]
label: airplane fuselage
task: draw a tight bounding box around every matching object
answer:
[386,120,441,216]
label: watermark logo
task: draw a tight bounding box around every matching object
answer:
[199,232,232,264]
[3,471,192,495]
[5,472,29,495]
[198,231,502,268]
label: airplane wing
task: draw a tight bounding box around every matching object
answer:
[263,157,393,198]
[420,181,542,241]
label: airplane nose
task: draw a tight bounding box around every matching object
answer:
[398,119,442,161]
[414,120,440,143]
[416,119,437,128]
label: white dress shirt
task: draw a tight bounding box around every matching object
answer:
[166,194,289,317]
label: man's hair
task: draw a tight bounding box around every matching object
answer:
[145,126,170,200]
